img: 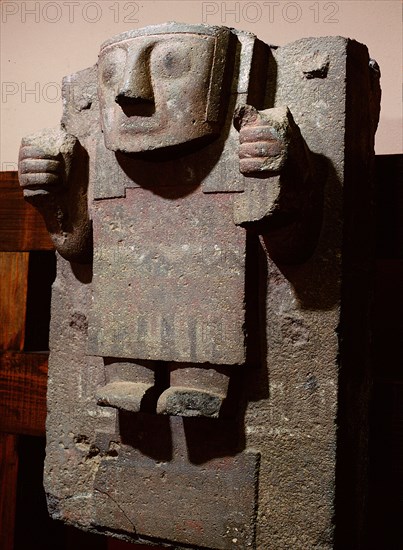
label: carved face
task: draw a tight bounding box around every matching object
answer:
[98,34,222,153]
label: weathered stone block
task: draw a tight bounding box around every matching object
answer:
[19,24,380,550]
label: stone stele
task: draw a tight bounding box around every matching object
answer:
[18,22,381,550]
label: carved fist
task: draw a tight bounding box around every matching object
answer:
[235,105,291,175]
[18,129,77,198]
[18,128,91,263]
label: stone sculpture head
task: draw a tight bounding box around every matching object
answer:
[98,23,233,154]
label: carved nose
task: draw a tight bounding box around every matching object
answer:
[115,86,154,106]
[115,50,154,108]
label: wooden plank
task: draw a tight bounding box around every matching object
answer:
[0,352,48,436]
[0,433,19,550]
[0,172,54,251]
[0,252,29,351]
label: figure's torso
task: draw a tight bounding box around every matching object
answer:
[88,184,247,365]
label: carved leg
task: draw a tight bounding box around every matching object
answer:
[157,365,230,418]
[96,360,156,413]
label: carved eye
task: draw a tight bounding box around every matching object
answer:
[99,48,126,87]
[101,62,117,85]
[152,43,192,79]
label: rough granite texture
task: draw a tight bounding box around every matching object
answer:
[18,24,380,550]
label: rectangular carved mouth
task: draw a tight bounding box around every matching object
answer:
[116,96,155,118]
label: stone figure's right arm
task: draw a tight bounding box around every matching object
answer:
[18,127,92,263]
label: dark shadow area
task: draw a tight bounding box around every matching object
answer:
[118,412,173,462]
[245,232,265,369]
[24,251,56,351]
[14,436,108,550]
[263,45,277,110]
[116,95,156,118]
[336,155,402,550]
[259,151,327,265]
[183,414,243,464]
[366,155,403,550]
[71,256,93,284]
[334,49,380,548]
[375,155,403,259]
[142,364,170,414]
[244,234,269,403]
[274,157,341,311]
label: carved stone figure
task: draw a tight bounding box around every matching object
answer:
[18,23,380,550]
[19,23,319,419]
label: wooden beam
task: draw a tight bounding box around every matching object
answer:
[0,172,54,252]
[0,252,29,351]
[0,352,48,437]
[0,433,19,550]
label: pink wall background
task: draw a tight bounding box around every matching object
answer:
[1,0,401,168]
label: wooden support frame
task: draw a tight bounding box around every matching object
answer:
[0,172,52,550]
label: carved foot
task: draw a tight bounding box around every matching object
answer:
[96,381,154,413]
[156,387,224,418]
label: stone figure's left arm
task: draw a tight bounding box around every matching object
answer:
[234,105,323,263]
[18,128,92,263]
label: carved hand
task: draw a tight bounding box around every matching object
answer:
[18,129,92,263]
[19,129,77,198]
[235,105,290,174]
